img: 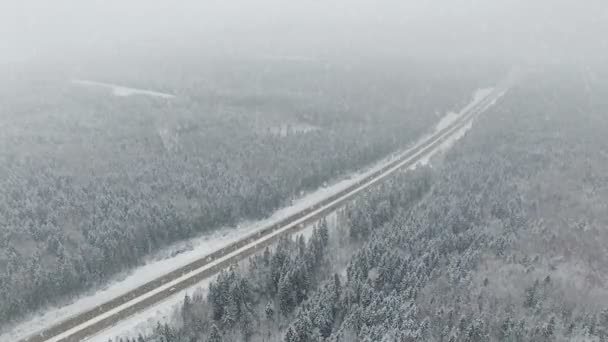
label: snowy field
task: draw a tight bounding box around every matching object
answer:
[0,87,501,342]
[71,80,176,99]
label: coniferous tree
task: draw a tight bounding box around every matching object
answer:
[209,324,222,342]
[265,302,275,321]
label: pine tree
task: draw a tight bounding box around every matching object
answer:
[278,273,294,315]
[209,324,222,342]
[295,315,312,341]
[297,235,306,256]
[270,238,290,294]
[598,308,608,340]
[182,294,192,323]
[543,316,555,339]
[524,280,539,308]
[466,319,485,342]
[240,309,254,341]
[319,218,329,247]
[333,273,342,300]
[284,326,296,342]
[265,302,275,321]
[262,247,271,267]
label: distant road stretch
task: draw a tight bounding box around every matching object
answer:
[22,80,511,342]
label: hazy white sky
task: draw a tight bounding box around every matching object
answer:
[1,0,607,66]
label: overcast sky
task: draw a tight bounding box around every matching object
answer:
[1,0,607,67]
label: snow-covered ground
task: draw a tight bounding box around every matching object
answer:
[86,213,341,342]
[435,88,493,132]
[0,87,501,342]
[268,123,320,137]
[71,80,176,99]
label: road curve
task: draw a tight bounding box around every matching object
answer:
[21,82,509,342]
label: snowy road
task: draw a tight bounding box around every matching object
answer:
[13,77,512,342]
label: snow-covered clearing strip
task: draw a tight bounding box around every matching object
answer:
[1,85,505,342]
[71,80,176,99]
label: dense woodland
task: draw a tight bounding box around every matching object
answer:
[118,68,608,342]
[0,60,494,325]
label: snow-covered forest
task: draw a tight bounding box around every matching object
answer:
[2,1,608,341]
[119,67,608,342]
[0,60,497,326]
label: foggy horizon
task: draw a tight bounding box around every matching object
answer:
[2,0,607,70]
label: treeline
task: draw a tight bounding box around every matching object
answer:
[122,68,608,342]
